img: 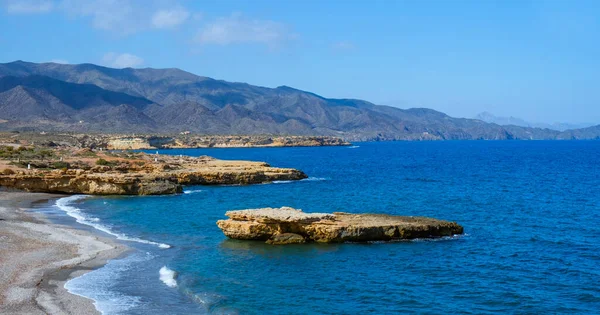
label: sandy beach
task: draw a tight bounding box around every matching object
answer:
[0,191,127,315]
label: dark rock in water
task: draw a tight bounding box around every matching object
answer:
[216,207,464,244]
[266,233,306,245]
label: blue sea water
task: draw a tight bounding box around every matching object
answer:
[55,141,600,314]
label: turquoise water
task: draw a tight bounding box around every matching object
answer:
[57,141,600,314]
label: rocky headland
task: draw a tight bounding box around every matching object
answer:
[0,145,306,195]
[216,207,464,244]
[106,135,351,150]
[0,132,350,150]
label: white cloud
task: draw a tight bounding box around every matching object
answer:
[195,13,292,48]
[49,59,69,64]
[59,0,192,35]
[102,52,144,68]
[4,0,53,14]
[152,6,190,29]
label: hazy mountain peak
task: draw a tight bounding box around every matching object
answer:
[475,112,595,131]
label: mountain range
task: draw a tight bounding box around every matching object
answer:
[474,112,594,132]
[0,60,598,141]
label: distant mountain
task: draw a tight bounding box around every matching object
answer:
[0,60,598,140]
[0,75,157,132]
[556,125,600,140]
[475,112,595,132]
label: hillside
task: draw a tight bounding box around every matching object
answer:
[0,60,598,140]
[475,112,594,131]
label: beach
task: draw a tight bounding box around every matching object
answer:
[0,191,126,315]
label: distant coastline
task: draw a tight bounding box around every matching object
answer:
[0,132,351,149]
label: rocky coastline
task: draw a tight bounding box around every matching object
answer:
[106,135,351,150]
[217,207,464,244]
[0,145,307,195]
[0,132,350,150]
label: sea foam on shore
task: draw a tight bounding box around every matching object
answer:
[65,251,152,314]
[55,195,171,249]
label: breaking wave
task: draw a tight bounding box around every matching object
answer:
[271,177,329,184]
[159,266,178,288]
[183,189,203,194]
[271,180,294,184]
[64,251,153,315]
[55,195,171,249]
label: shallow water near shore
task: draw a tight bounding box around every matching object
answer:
[48,141,600,314]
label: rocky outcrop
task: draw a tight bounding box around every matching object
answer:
[170,158,307,186]
[0,133,350,150]
[0,172,181,195]
[216,207,464,244]
[104,135,351,150]
[0,156,307,195]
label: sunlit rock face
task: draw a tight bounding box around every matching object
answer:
[217,207,464,244]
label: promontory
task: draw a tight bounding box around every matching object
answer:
[0,145,306,195]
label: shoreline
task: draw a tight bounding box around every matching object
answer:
[0,191,128,315]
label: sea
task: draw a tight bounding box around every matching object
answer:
[37,141,600,314]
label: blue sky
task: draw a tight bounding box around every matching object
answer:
[0,0,599,124]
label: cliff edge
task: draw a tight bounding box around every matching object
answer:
[0,147,306,195]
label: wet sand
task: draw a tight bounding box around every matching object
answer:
[0,191,127,314]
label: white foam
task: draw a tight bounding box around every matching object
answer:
[348,145,360,149]
[183,189,203,194]
[65,251,152,314]
[271,180,294,184]
[269,177,329,185]
[55,195,171,249]
[159,266,178,288]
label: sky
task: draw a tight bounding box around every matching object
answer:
[0,0,599,124]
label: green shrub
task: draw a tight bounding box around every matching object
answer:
[95,158,116,166]
[74,149,97,157]
[96,158,109,165]
[9,161,29,168]
[51,161,70,169]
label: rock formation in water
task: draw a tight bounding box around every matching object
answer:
[216,207,464,244]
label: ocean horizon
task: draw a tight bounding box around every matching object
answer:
[38,141,600,314]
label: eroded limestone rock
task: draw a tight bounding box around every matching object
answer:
[217,207,464,244]
[0,156,306,195]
